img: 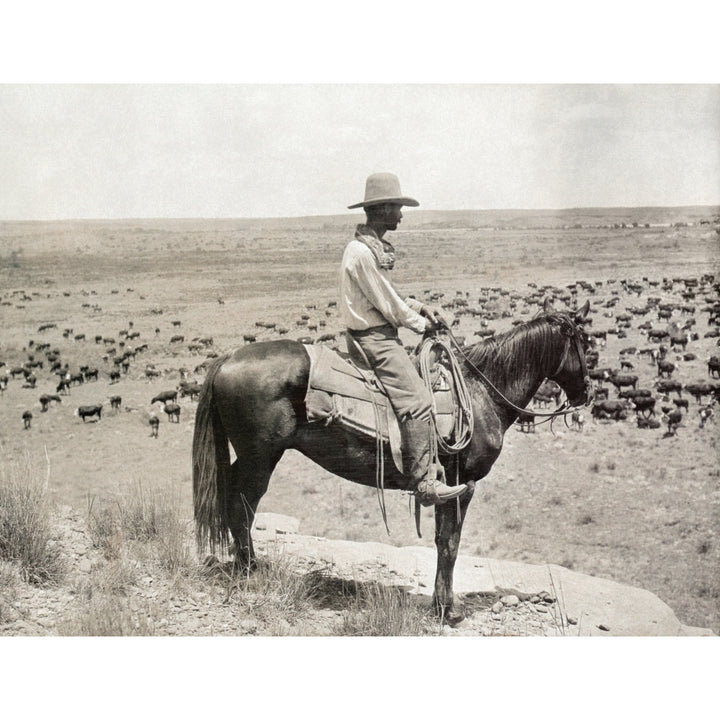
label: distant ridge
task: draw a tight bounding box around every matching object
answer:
[1,205,718,231]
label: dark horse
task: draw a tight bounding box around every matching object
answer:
[192,300,591,623]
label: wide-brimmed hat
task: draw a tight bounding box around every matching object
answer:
[347,172,420,209]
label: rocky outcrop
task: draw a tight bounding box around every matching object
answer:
[253,513,715,637]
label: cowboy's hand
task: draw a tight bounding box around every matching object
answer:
[421,305,449,329]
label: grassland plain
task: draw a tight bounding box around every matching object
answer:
[0,206,718,634]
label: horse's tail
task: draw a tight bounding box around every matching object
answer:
[192,353,232,556]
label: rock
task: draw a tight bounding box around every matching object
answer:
[566,615,578,625]
[491,601,503,614]
[78,558,92,573]
[500,594,520,606]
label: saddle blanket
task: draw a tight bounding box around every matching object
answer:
[302,344,456,473]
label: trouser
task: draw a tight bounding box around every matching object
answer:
[347,324,434,488]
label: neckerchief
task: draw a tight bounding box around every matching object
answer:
[355,224,395,270]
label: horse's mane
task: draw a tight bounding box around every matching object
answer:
[462,312,569,387]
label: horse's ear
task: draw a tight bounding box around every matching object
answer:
[543,297,553,314]
[575,299,590,323]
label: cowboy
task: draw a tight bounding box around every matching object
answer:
[340,172,467,506]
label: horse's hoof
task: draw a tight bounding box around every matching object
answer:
[444,607,466,627]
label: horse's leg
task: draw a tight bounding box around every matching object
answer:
[226,452,281,569]
[432,478,476,625]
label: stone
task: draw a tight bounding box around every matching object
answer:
[491,601,503,614]
[500,594,520,606]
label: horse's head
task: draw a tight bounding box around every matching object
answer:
[543,298,593,407]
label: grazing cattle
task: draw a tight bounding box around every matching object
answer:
[163,402,181,422]
[663,408,683,435]
[57,378,71,395]
[648,328,669,343]
[591,400,630,421]
[149,414,159,438]
[151,390,178,405]
[145,366,161,378]
[571,411,584,431]
[39,394,62,412]
[537,379,562,406]
[110,395,122,410]
[243,335,256,344]
[589,368,611,384]
[654,379,682,398]
[84,368,99,381]
[708,356,720,379]
[170,335,184,344]
[109,370,121,384]
[179,380,202,400]
[685,383,715,404]
[518,413,535,433]
[607,373,638,393]
[637,416,661,430]
[672,398,689,412]
[699,403,715,429]
[620,358,634,371]
[22,410,33,429]
[657,360,676,378]
[631,396,656,417]
[77,404,102,422]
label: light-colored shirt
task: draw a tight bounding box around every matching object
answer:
[339,229,427,333]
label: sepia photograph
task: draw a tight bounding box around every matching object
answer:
[1,5,717,718]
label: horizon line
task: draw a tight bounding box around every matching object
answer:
[1,203,719,224]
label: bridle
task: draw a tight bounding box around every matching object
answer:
[438,312,593,420]
[546,314,594,404]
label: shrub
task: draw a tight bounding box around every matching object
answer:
[0,453,65,584]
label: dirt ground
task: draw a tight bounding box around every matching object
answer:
[1,208,718,634]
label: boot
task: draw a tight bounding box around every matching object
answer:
[400,417,467,506]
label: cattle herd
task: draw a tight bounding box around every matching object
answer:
[1,270,719,447]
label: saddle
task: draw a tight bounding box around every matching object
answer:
[303,341,457,474]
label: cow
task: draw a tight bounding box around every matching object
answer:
[607,373,638,393]
[657,360,676,378]
[592,400,630,421]
[163,402,181,423]
[571,411,585,431]
[662,408,683,436]
[109,395,122,410]
[22,410,33,429]
[39,394,62,412]
[637,416,661,430]
[518,413,535,433]
[685,383,715,404]
[149,414,160,438]
[672,397,689,413]
[631,396,656,417]
[654,379,683,398]
[151,390,178,405]
[178,380,202,400]
[77,404,102,422]
[708,356,720,379]
[699,402,715,429]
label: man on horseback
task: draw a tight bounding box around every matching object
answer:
[341,172,467,506]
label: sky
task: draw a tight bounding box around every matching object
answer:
[1,5,718,221]
[2,84,717,220]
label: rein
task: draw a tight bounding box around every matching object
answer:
[436,315,591,420]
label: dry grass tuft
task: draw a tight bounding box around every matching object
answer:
[340,582,436,636]
[59,595,157,636]
[0,451,65,584]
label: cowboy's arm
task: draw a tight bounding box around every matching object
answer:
[406,297,449,328]
[351,250,427,333]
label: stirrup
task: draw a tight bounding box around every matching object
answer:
[414,478,467,507]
